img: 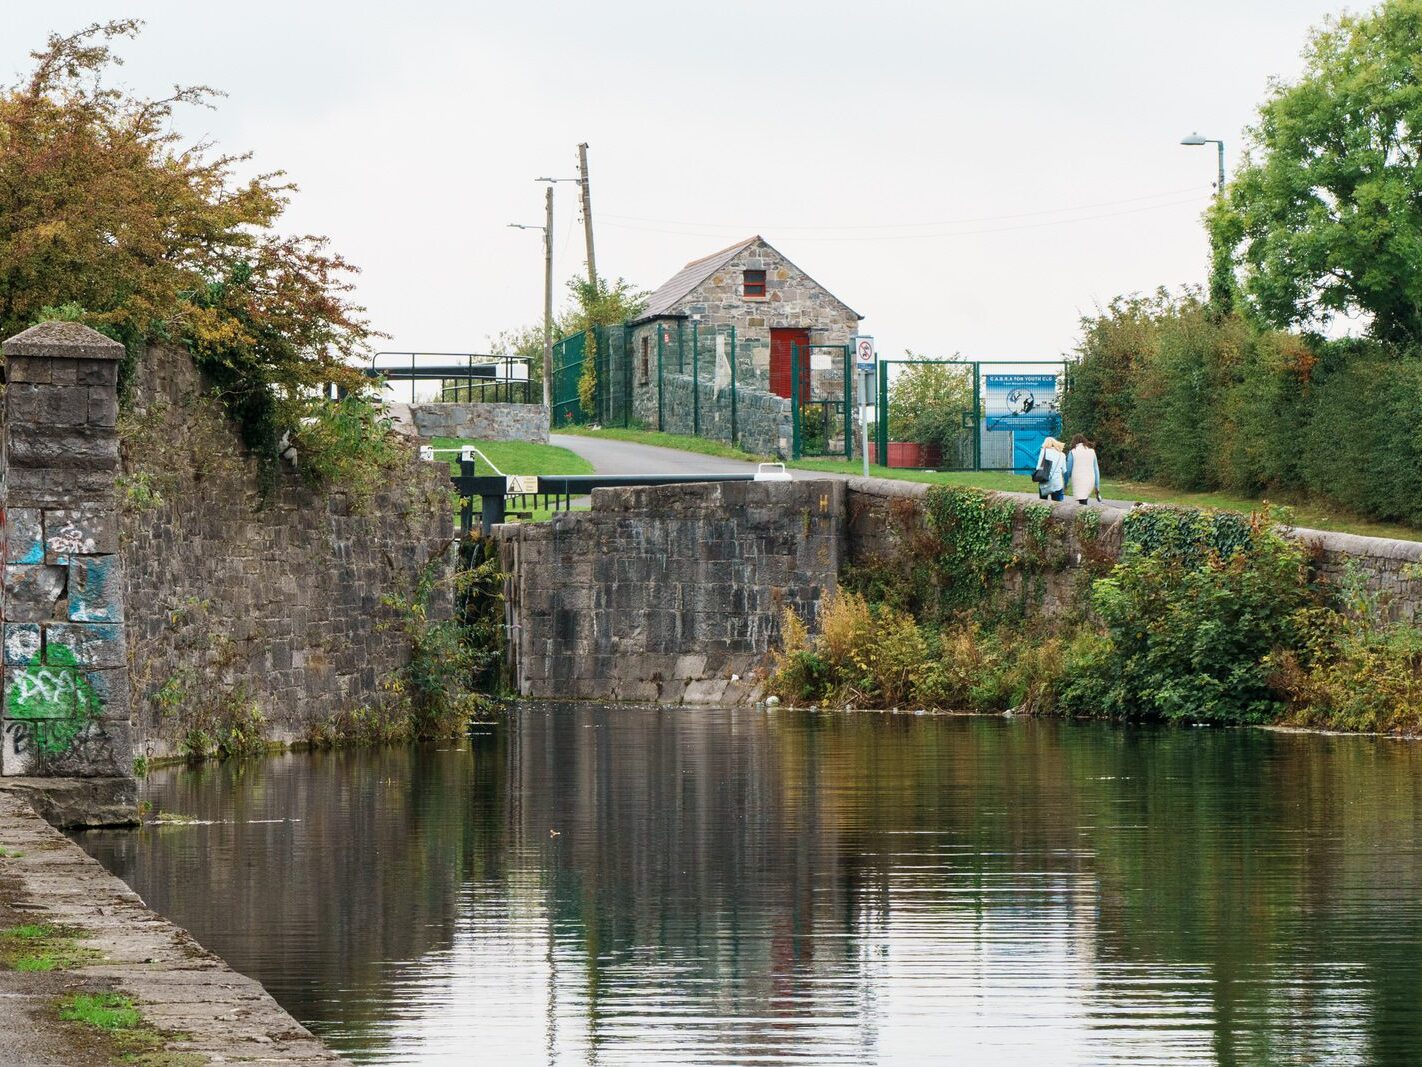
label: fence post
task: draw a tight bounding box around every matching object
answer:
[692,319,700,437]
[972,361,982,471]
[622,328,631,428]
[656,326,665,431]
[791,346,801,460]
[842,345,852,460]
[0,321,133,789]
[876,359,889,466]
[459,453,476,536]
[729,326,738,448]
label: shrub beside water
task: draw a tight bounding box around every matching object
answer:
[767,487,1422,733]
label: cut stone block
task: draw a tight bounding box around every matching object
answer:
[45,509,118,562]
[4,509,44,564]
[44,623,125,668]
[3,564,67,622]
[67,555,123,622]
[3,624,42,666]
[1,715,130,778]
[1,720,36,775]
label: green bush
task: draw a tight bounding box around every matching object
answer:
[1064,293,1422,528]
[1061,518,1312,723]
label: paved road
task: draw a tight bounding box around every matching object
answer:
[551,434,774,477]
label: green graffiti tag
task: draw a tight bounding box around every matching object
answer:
[6,644,102,755]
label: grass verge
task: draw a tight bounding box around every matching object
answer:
[57,991,198,1065]
[429,438,594,477]
[0,923,101,972]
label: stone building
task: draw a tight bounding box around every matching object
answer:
[626,236,862,456]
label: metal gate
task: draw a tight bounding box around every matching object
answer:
[550,326,635,429]
[550,332,588,428]
[790,343,852,460]
[873,359,1066,471]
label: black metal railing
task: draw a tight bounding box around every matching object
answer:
[368,351,535,404]
[450,465,756,535]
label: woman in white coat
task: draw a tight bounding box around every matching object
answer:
[1064,434,1101,505]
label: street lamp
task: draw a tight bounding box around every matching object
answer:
[508,189,554,411]
[1180,132,1226,195]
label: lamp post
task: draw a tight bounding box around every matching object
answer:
[508,187,554,410]
[1180,132,1226,195]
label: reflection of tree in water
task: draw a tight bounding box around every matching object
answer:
[81,707,1422,1065]
[81,737,511,1056]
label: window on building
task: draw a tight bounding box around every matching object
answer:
[743,269,766,298]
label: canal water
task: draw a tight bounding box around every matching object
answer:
[78,704,1422,1066]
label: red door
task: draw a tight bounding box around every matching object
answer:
[769,328,810,400]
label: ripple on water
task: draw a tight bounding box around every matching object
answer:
[76,707,1422,1066]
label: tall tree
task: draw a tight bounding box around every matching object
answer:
[1210,0,1422,346]
[0,20,371,453]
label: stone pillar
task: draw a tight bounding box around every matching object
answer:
[1,321,132,779]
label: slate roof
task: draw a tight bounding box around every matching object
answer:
[632,235,863,324]
[634,236,761,322]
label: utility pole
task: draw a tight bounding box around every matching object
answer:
[577,142,598,295]
[542,185,554,410]
[508,194,555,411]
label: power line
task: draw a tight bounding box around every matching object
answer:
[600,194,1211,242]
[598,185,1210,234]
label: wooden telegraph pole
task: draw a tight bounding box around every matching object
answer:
[542,185,554,410]
[577,142,598,295]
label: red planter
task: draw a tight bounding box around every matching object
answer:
[868,442,943,468]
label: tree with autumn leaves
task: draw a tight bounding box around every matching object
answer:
[0,20,377,475]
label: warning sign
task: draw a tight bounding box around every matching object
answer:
[854,335,876,372]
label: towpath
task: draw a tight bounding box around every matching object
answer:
[0,790,347,1065]
[550,433,1138,508]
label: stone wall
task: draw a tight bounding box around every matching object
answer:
[845,478,1128,618]
[407,401,548,443]
[1289,525,1422,622]
[1,323,133,779]
[492,476,1422,709]
[120,346,454,760]
[847,479,1422,622]
[643,370,793,458]
[496,480,844,704]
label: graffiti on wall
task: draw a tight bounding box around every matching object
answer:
[7,644,104,755]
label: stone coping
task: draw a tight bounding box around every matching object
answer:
[1,320,124,360]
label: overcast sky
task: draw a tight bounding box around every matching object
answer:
[6,1,1347,363]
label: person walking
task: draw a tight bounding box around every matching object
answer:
[1064,434,1101,505]
[1034,437,1067,502]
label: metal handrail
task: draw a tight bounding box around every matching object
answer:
[369,351,534,403]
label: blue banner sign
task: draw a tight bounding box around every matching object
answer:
[984,373,1060,430]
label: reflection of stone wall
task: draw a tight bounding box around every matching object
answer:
[407,402,548,443]
[1,322,132,778]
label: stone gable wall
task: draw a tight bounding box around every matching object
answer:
[627,239,860,457]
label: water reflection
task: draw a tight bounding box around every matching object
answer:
[79,707,1422,1066]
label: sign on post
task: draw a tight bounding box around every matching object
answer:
[852,336,876,477]
[854,335,876,372]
